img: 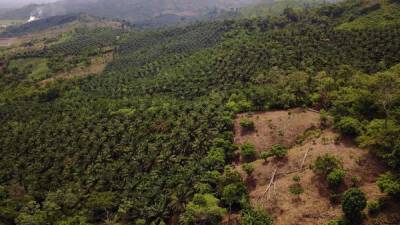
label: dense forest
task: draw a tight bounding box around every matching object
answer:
[0,0,400,224]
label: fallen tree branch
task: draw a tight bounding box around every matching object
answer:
[300,148,311,169]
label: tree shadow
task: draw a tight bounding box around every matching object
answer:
[245,175,257,192]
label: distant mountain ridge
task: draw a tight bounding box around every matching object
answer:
[0,0,262,23]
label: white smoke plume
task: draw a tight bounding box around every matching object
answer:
[27,6,43,22]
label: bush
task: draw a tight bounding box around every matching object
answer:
[367,200,380,215]
[320,109,330,128]
[324,220,344,225]
[242,163,255,176]
[240,144,257,161]
[376,172,400,197]
[202,148,225,171]
[221,183,248,210]
[194,183,213,194]
[268,144,288,159]
[226,95,252,113]
[181,194,226,225]
[313,154,341,176]
[357,119,399,161]
[293,175,301,182]
[341,188,367,224]
[327,169,346,190]
[57,216,90,225]
[241,208,273,225]
[289,183,304,196]
[335,117,362,136]
[260,151,270,161]
[240,119,255,131]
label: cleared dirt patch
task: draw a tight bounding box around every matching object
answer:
[233,109,386,225]
[234,108,321,152]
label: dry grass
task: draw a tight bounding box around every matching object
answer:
[233,109,386,225]
[234,108,321,152]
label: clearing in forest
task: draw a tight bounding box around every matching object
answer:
[233,108,386,225]
[39,52,113,86]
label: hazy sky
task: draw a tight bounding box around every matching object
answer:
[0,0,59,8]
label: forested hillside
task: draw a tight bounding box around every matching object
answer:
[1,0,400,224]
[0,0,261,23]
[239,0,333,18]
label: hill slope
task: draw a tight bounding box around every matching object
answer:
[0,0,262,23]
[0,1,400,225]
[239,0,336,18]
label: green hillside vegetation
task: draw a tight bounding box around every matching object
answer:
[0,0,259,23]
[0,14,112,38]
[239,0,329,18]
[7,58,49,81]
[337,1,400,30]
[0,0,400,224]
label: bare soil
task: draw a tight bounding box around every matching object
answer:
[233,109,386,225]
[234,108,321,152]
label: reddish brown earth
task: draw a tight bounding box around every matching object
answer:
[233,109,386,225]
[234,108,321,152]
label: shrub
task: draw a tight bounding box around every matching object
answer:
[240,119,255,131]
[289,183,304,196]
[181,193,226,225]
[268,144,288,159]
[376,172,400,197]
[194,183,212,194]
[135,219,146,225]
[335,117,362,136]
[212,137,237,161]
[367,200,380,215]
[242,163,255,176]
[202,148,225,171]
[289,174,303,196]
[57,216,90,225]
[260,151,271,161]
[324,220,344,225]
[313,154,341,176]
[327,169,346,190]
[342,188,367,224]
[293,175,301,182]
[241,208,273,225]
[296,128,321,144]
[226,95,252,113]
[320,109,330,128]
[240,144,257,161]
[221,183,248,210]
